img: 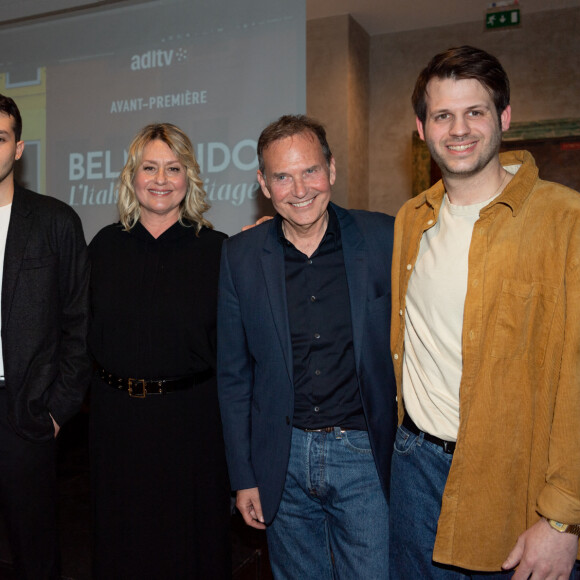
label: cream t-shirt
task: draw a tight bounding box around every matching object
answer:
[402,194,489,441]
[0,204,12,380]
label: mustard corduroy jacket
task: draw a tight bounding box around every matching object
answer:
[391,150,580,570]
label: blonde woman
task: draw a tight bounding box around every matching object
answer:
[89,123,231,579]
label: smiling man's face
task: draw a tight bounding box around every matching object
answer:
[257,130,335,239]
[417,77,510,179]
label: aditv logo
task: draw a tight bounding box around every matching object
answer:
[130,47,188,71]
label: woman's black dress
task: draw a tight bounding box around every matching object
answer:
[88,221,231,579]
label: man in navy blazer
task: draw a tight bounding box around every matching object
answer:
[218,115,396,579]
[0,94,90,579]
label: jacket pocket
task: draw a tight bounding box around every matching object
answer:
[367,292,390,315]
[21,254,58,270]
[491,279,558,365]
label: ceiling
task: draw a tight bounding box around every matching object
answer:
[308,0,580,35]
[1,0,579,35]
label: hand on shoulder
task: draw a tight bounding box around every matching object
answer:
[242,216,273,231]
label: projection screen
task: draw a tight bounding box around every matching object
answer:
[0,0,306,239]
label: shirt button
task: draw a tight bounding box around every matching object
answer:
[427,219,434,226]
[406,264,412,271]
[314,406,320,412]
[399,309,403,316]
[393,353,399,360]
[308,259,313,265]
[315,369,321,376]
[310,296,316,302]
[314,333,320,339]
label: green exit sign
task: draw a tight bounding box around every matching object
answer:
[486,7,521,29]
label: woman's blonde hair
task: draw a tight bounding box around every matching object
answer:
[117,123,213,232]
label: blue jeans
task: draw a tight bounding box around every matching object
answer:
[390,424,580,580]
[266,427,389,580]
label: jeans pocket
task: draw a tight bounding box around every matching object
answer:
[342,430,373,455]
[393,425,419,456]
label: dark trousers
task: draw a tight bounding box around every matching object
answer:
[0,391,60,580]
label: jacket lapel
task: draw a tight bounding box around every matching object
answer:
[260,222,293,383]
[2,187,33,328]
[334,204,367,371]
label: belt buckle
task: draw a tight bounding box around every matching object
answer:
[128,378,147,398]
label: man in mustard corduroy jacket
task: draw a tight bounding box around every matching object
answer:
[389,45,580,579]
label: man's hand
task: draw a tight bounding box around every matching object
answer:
[502,517,578,579]
[236,487,266,530]
[49,413,60,438]
[242,216,273,232]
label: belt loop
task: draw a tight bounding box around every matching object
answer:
[402,413,456,454]
[334,426,343,440]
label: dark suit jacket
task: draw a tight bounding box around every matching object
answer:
[2,186,90,441]
[218,202,397,524]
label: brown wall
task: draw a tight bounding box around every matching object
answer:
[307,15,369,209]
[308,7,580,216]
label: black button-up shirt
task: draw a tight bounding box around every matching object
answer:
[276,206,366,430]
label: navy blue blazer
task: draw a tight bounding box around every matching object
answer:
[217,202,397,524]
